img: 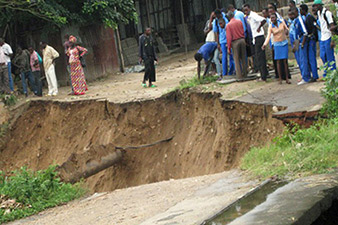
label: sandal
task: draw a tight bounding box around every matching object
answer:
[149,84,157,88]
[142,83,147,88]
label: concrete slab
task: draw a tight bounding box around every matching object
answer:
[228,173,338,225]
[139,171,258,225]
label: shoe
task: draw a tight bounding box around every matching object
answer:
[317,77,324,82]
[217,76,223,81]
[141,83,147,88]
[297,80,308,85]
[52,93,58,96]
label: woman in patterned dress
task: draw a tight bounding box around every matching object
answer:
[67,35,88,95]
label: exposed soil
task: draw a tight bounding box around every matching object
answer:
[0,90,283,192]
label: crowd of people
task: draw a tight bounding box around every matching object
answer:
[0,35,88,97]
[195,0,337,85]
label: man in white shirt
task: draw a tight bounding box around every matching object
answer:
[314,0,336,77]
[243,4,269,81]
[0,46,11,94]
[0,39,14,92]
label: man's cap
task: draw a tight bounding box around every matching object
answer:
[313,0,323,5]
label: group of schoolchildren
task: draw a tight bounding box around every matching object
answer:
[195,0,337,85]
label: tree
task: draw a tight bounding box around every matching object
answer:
[0,0,137,30]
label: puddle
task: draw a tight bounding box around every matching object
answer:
[203,181,286,225]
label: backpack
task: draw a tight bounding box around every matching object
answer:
[322,9,338,35]
[306,14,319,41]
[36,51,42,64]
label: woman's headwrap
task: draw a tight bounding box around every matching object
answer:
[69,35,77,43]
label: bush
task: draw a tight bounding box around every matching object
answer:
[241,118,338,179]
[321,62,338,118]
[0,166,85,224]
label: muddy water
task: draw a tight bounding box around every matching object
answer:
[0,91,284,192]
[204,181,287,225]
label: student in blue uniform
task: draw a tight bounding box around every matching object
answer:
[299,4,319,84]
[213,9,234,79]
[194,42,218,78]
[288,10,301,71]
[314,0,336,78]
[290,7,310,85]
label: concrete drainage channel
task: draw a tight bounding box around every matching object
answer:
[202,180,287,225]
[202,173,338,225]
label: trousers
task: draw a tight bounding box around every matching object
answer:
[232,38,248,80]
[0,65,10,94]
[254,35,269,80]
[45,64,58,95]
[320,37,336,76]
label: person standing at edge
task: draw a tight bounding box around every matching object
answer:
[262,13,291,84]
[40,41,59,96]
[67,35,88,95]
[0,43,11,94]
[204,12,222,77]
[298,4,319,85]
[28,47,42,96]
[12,47,36,97]
[213,9,233,80]
[243,4,269,82]
[288,10,301,72]
[63,34,73,94]
[314,0,336,78]
[228,5,247,35]
[139,28,158,88]
[0,39,14,93]
[226,11,248,81]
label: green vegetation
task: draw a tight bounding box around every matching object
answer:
[0,122,9,143]
[241,118,338,179]
[241,56,338,179]
[321,64,338,118]
[177,76,219,90]
[0,0,137,29]
[0,166,85,224]
[0,94,17,107]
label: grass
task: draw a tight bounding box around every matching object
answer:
[241,118,338,179]
[177,75,218,90]
[0,122,9,143]
[0,166,85,224]
[0,94,17,107]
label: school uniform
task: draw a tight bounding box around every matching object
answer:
[213,13,235,76]
[304,13,319,80]
[295,15,312,82]
[288,18,301,72]
[317,8,336,76]
[268,15,291,80]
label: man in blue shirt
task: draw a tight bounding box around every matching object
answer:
[213,9,234,79]
[194,42,218,78]
[228,5,247,35]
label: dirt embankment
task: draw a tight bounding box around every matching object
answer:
[0,91,284,192]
